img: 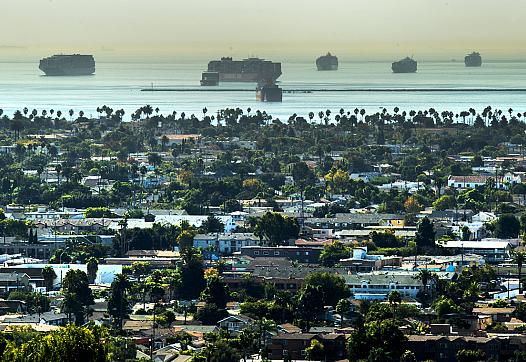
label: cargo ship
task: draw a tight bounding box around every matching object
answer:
[465,52,482,67]
[316,52,338,71]
[256,82,282,102]
[200,71,219,86]
[39,54,95,76]
[205,57,281,82]
[392,57,417,73]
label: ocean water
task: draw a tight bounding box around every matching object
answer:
[1,60,526,121]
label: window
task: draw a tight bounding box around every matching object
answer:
[274,251,280,256]
[254,251,259,255]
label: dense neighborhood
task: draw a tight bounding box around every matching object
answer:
[1,105,526,361]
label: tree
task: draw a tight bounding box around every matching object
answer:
[433,194,456,210]
[387,290,401,321]
[305,339,325,361]
[292,162,316,220]
[108,274,131,331]
[108,336,136,362]
[371,231,403,248]
[513,250,526,294]
[399,350,417,362]
[200,274,229,309]
[202,215,224,233]
[456,349,486,362]
[324,168,350,195]
[86,257,98,284]
[302,272,349,307]
[335,298,353,325]
[416,269,436,305]
[319,240,350,266]
[42,266,57,292]
[415,217,435,249]
[494,214,520,239]
[206,339,241,362]
[513,302,526,322]
[179,247,206,300]
[404,196,422,214]
[177,230,195,251]
[194,303,228,325]
[297,284,324,330]
[61,269,94,325]
[432,295,459,318]
[347,319,406,361]
[0,325,108,361]
[254,212,299,246]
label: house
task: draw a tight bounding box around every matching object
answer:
[269,333,347,361]
[240,246,321,263]
[440,240,512,263]
[159,134,201,147]
[304,213,400,231]
[339,247,402,272]
[0,273,31,294]
[0,299,27,314]
[0,240,62,260]
[406,335,516,362]
[472,211,497,223]
[447,173,520,190]
[193,233,259,254]
[344,271,435,300]
[217,314,255,334]
[472,307,515,323]
[3,311,69,326]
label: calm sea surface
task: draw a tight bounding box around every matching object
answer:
[1,60,526,121]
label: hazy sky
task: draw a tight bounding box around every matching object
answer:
[2,0,526,61]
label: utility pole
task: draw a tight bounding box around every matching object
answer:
[150,303,157,360]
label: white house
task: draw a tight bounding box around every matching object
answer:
[472,211,497,223]
[344,271,435,300]
[193,233,259,254]
[448,173,520,190]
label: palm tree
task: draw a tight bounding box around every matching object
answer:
[388,290,402,321]
[108,273,131,331]
[86,257,99,284]
[336,298,352,325]
[257,317,276,351]
[415,269,436,304]
[513,250,526,294]
[42,266,57,291]
[55,164,62,185]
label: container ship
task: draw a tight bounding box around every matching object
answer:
[205,57,281,82]
[256,82,282,102]
[39,54,95,76]
[392,57,417,73]
[316,52,338,71]
[465,52,482,67]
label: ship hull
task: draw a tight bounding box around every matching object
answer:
[39,67,95,76]
[392,63,417,73]
[465,59,482,67]
[317,64,338,71]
